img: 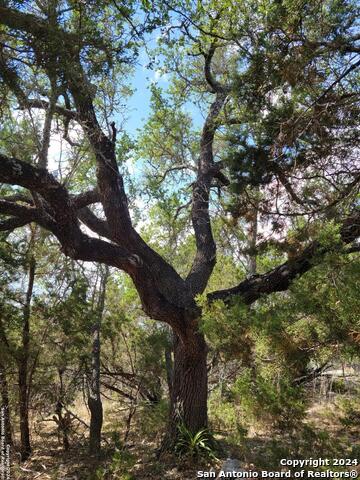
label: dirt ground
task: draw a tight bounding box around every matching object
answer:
[9,397,360,480]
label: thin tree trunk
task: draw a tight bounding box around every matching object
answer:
[88,266,108,456]
[164,329,174,398]
[162,329,208,449]
[55,369,70,451]
[0,360,12,447]
[88,329,103,455]
[18,255,35,461]
[123,402,137,445]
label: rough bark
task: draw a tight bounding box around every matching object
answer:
[186,91,227,296]
[164,331,174,398]
[18,255,35,461]
[163,329,208,449]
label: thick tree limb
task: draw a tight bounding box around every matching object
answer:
[72,189,100,209]
[19,99,77,121]
[0,217,35,232]
[0,199,37,219]
[204,43,228,94]
[70,88,190,310]
[77,208,112,240]
[208,210,360,305]
[185,37,233,295]
[0,200,41,232]
[0,6,195,322]
[186,92,227,295]
[0,6,132,242]
[0,153,196,334]
[0,6,79,45]
[0,190,101,233]
[1,189,100,211]
[0,153,138,271]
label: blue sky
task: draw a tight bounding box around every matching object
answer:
[122,50,205,138]
[124,63,153,135]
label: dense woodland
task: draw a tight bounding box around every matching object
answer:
[0,0,359,478]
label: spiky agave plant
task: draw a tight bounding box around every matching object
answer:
[175,422,218,460]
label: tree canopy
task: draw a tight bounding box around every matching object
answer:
[0,0,359,467]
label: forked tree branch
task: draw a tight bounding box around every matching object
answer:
[186,91,227,295]
[0,6,193,318]
[0,153,138,271]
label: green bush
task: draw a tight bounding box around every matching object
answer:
[338,397,360,428]
[137,399,168,438]
[94,449,136,480]
[331,378,348,394]
[233,368,306,430]
[209,391,238,432]
[209,389,248,446]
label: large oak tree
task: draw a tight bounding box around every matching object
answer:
[0,0,359,448]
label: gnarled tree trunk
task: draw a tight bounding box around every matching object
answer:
[163,327,208,449]
[0,4,359,457]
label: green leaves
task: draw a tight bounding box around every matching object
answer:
[175,422,219,460]
[233,367,306,430]
[141,0,151,10]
